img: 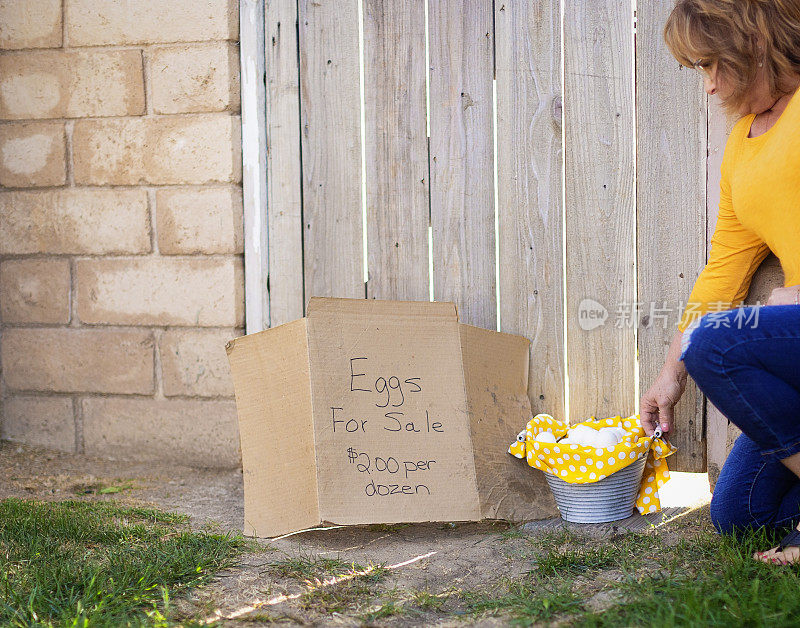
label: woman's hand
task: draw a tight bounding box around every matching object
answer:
[766,284,800,306]
[639,369,687,437]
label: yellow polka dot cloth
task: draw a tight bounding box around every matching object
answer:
[508,413,677,514]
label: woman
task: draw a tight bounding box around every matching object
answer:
[639,0,800,565]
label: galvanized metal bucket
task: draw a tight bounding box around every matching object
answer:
[544,453,648,523]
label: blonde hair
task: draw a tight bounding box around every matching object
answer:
[664,0,800,115]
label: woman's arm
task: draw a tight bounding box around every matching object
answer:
[676,135,770,332]
[640,330,687,436]
[642,126,769,436]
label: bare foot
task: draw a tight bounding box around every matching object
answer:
[754,524,800,565]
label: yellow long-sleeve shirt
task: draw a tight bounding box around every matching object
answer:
[676,86,800,333]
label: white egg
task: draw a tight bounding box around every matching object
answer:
[583,432,603,447]
[559,436,573,444]
[535,431,557,443]
[600,426,626,441]
[595,431,620,448]
[569,425,593,439]
[567,425,601,447]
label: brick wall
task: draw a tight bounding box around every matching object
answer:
[0,0,244,467]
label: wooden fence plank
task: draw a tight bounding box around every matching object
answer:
[298,0,364,302]
[241,0,269,333]
[428,0,496,329]
[363,0,429,301]
[636,2,707,471]
[496,0,565,419]
[265,0,304,326]
[563,0,636,422]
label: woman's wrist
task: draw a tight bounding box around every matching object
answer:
[664,330,689,382]
[664,360,688,383]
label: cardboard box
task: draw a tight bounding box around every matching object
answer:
[225,297,557,537]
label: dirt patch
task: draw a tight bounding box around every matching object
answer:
[0,440,243,530]
[0,440,713,626]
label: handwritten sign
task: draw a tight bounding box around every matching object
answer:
[307,314,482,524]
[335,357,444,498]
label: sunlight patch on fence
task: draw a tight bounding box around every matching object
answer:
[560,0,570,423]
[424,0,431,139]
[425,0,433,302]
[357,0,368,286]
[632,0,641,406]
[428,225,434,301]
[492,77,500,332]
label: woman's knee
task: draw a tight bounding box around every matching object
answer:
[680,317,715,372]
[680,314,729,361]
[680,306,767,368]
[680,315,748,391]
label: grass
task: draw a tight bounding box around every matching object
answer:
[463,578,583,623]
[267,554,355,580]
[267,551,388,584]
[498,525,529,542]
[359,598,404,622]
[251,515,800,626]
[0,498,256,627]
[8,496,800,627]
[459,521,800,627]
[265,549,461,622]
[298,577,373,614]
[579,529,800,627]
[532,530,662,577]
[72,480,139,496]
[411,589,450,611]
[266,551,392,617]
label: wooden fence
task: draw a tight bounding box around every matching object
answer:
[240,0,784,474]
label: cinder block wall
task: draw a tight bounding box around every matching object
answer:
[0,0,244,467]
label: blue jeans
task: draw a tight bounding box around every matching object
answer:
[679,304,800,536]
